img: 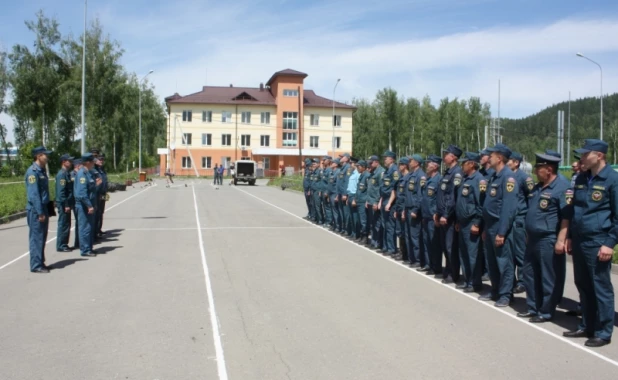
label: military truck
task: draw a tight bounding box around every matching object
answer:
[233,158,257,186]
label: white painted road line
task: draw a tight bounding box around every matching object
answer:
[118,226,315,231]
[191,184,229,380]
[233,185,618,369]
[0,183,157,271]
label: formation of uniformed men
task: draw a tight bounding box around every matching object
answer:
[303,138,616,347]
[26,147,109,273]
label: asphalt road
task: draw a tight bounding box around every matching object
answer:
[1,178,617,379]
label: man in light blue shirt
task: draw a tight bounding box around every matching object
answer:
[346,157,361,238]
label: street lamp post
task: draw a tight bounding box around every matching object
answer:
[331,78,341,158]
[138,70,154,175]
[80,0,87,154]
[576,52,603,139]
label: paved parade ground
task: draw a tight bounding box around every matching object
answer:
[1,178,618,379]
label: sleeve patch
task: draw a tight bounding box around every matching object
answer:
[79,177,86,184]
[27,175,36,184]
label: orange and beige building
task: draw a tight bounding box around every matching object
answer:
[158,69,355,177]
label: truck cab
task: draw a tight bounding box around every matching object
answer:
[234,158,257,186]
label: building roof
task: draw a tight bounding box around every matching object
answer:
[166,86,355,109]
[265,69,308,86]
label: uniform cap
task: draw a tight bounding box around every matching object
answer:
[81,153,95,162]
[332,158,341,164]
[510,151,523,162]
[545,149,561,159]
[479,147,491,156]
[322,155,332,160]
[89,148,100,155]
[357,160,368,167]
[411,154,424,164]
[398,157,410,165]
[574,154,581,161]
[59,153,74,162]
[350,156,359,163]
[534,153,561,166]
[382,150,396,158]
[426,154,442,164]
[486,143,512,159]
[442,144,463,158]
[72,159,82,166]
[458,152,481,163]
[304,158,312,164]
[574,139,608,154]
[32,146,52,157]
[311,158,320,163]
[341,153,351,158]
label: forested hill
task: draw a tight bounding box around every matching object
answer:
[501,93,618,164]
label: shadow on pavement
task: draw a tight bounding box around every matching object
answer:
[95,246,123,254]
[49,258,88,270]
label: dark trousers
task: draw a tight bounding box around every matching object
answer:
[347,195,360,237]
[371,207,383,248]
[406,210,423,265]
[523,235,566,319]
[330,195,340,230]
[572,239,614,341]
[359,201,368,236]
[423,219,441,272]
[458,220,483,289]
[72,207,79,248]
[484,223,515,301]
[56,207,71,250]
[323,193,333,225]
[339,194,349,234]
[96,199,106,234]
[27,209,49,271]
[76,204,93,254]
[439,221,460,281]
[512,216,527,288]
[305,191,313,218]
[381,202,396,254]
[312,191,323,223]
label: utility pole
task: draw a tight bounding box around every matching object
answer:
[80,0,87,155]
[568,91,571,165]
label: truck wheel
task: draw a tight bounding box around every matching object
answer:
[234,178,238,186]
[249,180,255,186]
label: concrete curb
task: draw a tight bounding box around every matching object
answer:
[0,211,26,225]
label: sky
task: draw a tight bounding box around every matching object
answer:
[1,0,618,144]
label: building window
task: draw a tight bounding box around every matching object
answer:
[283,112,298,130]
[310,114,319,126]
[222,134,232,146]
[310,136,319,148]
[241,134,251,146]
[201,133,211,146]
[222,157,232,168]
[282,132,297,147]
[333,136,341,149]
[260,135,270,147]
[182,133,192,145]
[241,111,251,124]
[182,156,192,168]
[283,89,299,97]
[202,111,212,122]
[264,157,271,169]
[182,110,192,122]
[222,111,232,123]
[202,157,212,169]
[333,115,341,127]
[261,112,270,124]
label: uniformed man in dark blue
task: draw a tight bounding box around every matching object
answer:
[517,152,571,323]
[321,156,333,228]
[74,153,98,257]
[329,158,341,231]
[55,153,74,252]
[337,153,352,235]
[367,156,384,249]
[422,155,442,274]
[564,139,617,347]
[70,159,81,249]
[406,154,426,268]
[544,149,569,183]
[310,158,324,225]
[25,146,52,273]
[508,151,534,294]
[437,144,463,283]
[479,148,495,282]
[455,152,485,292]
[355,160,370,243]
[94,153,108,237]
[378,151,398,256]
[303,158,313,220]
[480,143,519,307]
[393,156,410,261]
